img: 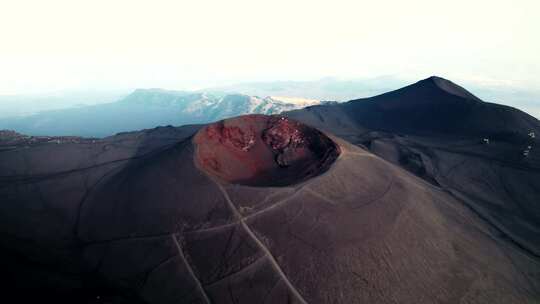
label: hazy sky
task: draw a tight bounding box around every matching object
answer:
[1,0,539,94]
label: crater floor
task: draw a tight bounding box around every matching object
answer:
[194,114,341,186]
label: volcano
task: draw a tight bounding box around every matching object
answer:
[1,78,539,303]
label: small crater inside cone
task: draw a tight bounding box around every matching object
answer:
[194,114,341,187]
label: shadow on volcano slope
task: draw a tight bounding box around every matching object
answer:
[1,112,539,303]
[0,125,203,303]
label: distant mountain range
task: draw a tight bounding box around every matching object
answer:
[0,89,319,137]
[1,76,539,138]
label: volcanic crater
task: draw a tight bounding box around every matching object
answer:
[194,114,341,186]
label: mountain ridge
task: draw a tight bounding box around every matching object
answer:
[293,76,539,137]
[0,89,320,137]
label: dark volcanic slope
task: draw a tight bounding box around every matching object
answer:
[1,113,539,303]
[287,76,540,262]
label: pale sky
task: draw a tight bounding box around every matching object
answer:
[0,0,539,94]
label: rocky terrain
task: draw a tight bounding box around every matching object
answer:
[0,77,539,303]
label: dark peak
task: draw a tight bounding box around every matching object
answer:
[419,76,481,101]
[425,75,446,81]
[356,75,485,112]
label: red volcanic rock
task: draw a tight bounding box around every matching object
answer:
[194,114,340,186]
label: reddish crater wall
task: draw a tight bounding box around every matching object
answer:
[193,114,340,187]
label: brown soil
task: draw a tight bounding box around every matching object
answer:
[194,114,340,186]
